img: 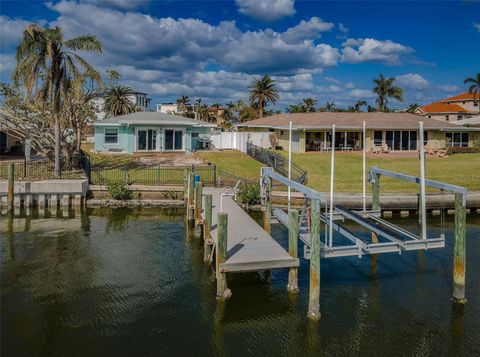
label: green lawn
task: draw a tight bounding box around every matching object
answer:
[197,150,480,193]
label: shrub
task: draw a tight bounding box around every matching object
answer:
[446,147,480,155]
[237,183,261,205]
[106,181,133,200]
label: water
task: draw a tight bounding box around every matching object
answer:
[1,208,479,356]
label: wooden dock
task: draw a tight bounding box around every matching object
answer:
[203,187,299,273]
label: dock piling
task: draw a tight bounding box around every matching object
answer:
[187,172,195,223]
[287,209,299,292]
[194,181,203,238]
[262,175,272,234]
[7,163,14,212]
[308,199,321,320]
[372,173,380,211]
[216,212,231,299]
[203,194,213,262]
[453,192,467,303]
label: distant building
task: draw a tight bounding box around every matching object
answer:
[156,103,179,114]
[415,92,479,122]
[93,91,152,120]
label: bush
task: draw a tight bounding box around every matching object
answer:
[106,181,133,200]
[446,146,480,155]
[237,183,261,205]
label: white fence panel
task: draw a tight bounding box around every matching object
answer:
[211,131,271,152]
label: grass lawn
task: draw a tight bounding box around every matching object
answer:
[197,150,480,193]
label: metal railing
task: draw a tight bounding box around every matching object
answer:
[246,142,307,184]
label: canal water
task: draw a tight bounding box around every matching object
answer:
[1,207,479,356]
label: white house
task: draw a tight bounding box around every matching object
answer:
[156,103,179,114]
[93,91,152,120]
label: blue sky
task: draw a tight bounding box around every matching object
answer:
[1,0,479,110]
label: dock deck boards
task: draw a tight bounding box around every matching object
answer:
[204,188,299,273]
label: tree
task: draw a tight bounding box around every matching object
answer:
[302,97,317,112]
[464,73,480,108]
[106,69,120,85]
[176,95,190,112]
[103,85,136,117]
[324,101,336,112]
[13,24,102,175]
[286,104,304,113]
[354,100,368,112]
[248,74,279,118]
[372,74,404,112]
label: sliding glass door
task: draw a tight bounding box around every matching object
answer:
[385,130,418,151]
[164,129,184,151]
[137,129,157,151]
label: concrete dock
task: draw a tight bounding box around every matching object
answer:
[204,187,299,273]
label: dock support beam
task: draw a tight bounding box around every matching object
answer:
[203,194,213,262]
[216,212,231,299]
[371,172,380,211]
[262,175,272,234]
[453,193,466,303]
[194,181,203,238]
[187,173,195,224]
[287,209,299,292]
[308,199,321,320]
[7,163,14,212]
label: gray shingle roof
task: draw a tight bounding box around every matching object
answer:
[237,112,479,130]
[95,112,216,127]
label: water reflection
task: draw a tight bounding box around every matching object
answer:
[0,209,479,356]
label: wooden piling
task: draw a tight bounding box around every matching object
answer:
[262,175,272,234]
[453,193,467,303]
[372,172,380,211]
[194,181,203,238]
[287,209,299,292]
[216,212,231,299]
[203,194,213,262]
[187,173,195,223]
[7,162,14,212]
[308,199,321,320]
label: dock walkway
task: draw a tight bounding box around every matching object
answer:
[203,187,298,273]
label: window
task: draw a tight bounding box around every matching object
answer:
[445,115,449,121]
[474,102,479,107]
[104,128,118,144]
[423,131,428,146]
[446,132,469,147]
[192,133,199,138]
[457,115,463,121]
[374,131,382,146]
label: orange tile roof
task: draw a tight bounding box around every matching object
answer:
[419,102,467,113]
[441,92,478,102]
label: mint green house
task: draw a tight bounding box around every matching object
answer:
[94,112,216,153]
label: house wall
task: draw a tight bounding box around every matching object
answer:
[444,100,480,112]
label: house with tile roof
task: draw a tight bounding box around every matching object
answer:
[415,92,479,122]
[237,112,480,152]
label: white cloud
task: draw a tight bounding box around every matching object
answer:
[281,17,334,43]
[341,38,413,65]
[236,0,295,22]
[348,89,376,99]
[438,84,459,92]
[396,73,429,89]
[83,0,149,10]
[473,22,480,32]
[0,15,47,49]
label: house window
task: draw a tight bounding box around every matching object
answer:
[428,115,431,118]
[445,115,449,121]
[374,131,382,146]
[423,131,428,146]
[457,115,463,121]
[104,128,118,144]
[474,102,479,107]
[446,132,469,147]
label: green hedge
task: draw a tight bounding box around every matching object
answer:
[446,147,480,154]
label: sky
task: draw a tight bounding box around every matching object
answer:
[1,0,479,111]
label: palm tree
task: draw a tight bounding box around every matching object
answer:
[372,74,404,112]
[103,85,136,116]
[464,73,480,109]
[302,97,317,112]
[325,101,336,112]
[176,95,190,112]
[354,100,368,112]
[248,74,279,118]
[13,24,102,175]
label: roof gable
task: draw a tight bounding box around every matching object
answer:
[95,112,216,127]
[419,102,467,114]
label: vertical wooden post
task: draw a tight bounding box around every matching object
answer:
[263,175,272,234]
[308,199,321,320]
[203,194,213,262]
[7,162,14,212]
[372,173,380,211]
[453,192,466,303]
[287,209,299,292]
[187,172,195,223]
[194,181,203,238]
[417,193,422,224]
[216,212,231,299]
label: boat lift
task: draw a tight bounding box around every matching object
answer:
[260,121,468,319]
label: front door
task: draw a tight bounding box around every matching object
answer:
[137,129,157,151]
[164,129,183,151]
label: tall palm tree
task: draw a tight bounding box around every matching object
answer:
[302,97,317,112]
[248,74,279,118]
[354,100,368,112]
[372,74,404,112]
[13,24,102,175]
[176,95,190,112]
[103,85,136,117]
[325,101,336,112]
[464,73,480,109]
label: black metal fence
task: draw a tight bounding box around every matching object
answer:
[0,155,90,181]
[90,162,217,187]
[246,142,307,184]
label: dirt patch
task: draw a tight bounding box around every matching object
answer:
[132,152,205,166]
